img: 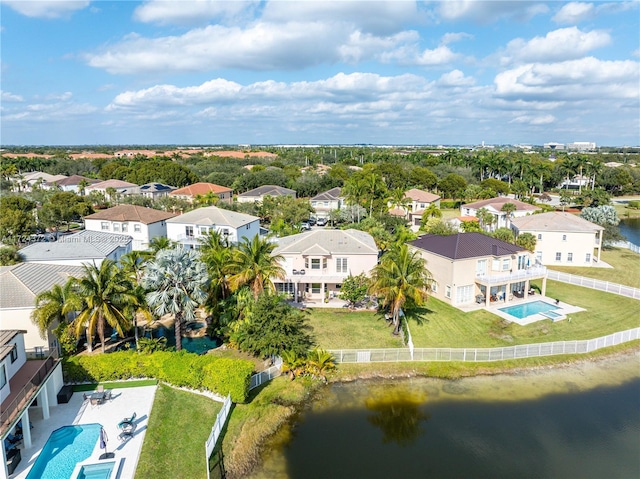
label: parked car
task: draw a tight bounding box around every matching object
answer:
[308,217,317,226]
[316,217,327,226]
[301,221,311,230]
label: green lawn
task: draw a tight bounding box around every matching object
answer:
[72,379,157,392]
[306,308,403,349]
[549,248,640,289]
[135,384,222,479]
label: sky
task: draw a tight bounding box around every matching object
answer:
[1,1,639,147]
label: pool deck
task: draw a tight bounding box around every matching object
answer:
[10,384,157,479]
[489,297,585,326]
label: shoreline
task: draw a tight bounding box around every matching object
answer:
[227,342,640,478]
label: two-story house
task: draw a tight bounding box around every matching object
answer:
[165,206,260,248]
[120,182,176,200]
[84,205,176,251]
[169,182,233,204]
[236,185,296,204]
[310,187,343,220]
[460,197,540,230]
[85,179,139,197]
[1,330,63,476]
[45,175,100,193]
[272,229,378,303]
[510,212,604,266]
[389,188,441,231]
[410,233,548,309]
[18,230,132,266]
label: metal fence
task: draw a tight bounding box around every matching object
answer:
[328,328,640,364]
[613,240,640,254]
[546,270,640,300]
[249,357,283,390]
[205,393,232,479]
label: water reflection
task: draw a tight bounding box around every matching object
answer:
[365,388,430,446]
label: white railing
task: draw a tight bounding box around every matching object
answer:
[477,266,547,285]
[205,393,232,479]
[613,240,640,254]
[546,270,640,300]
[328,328,640,364]
[249,357,283,390]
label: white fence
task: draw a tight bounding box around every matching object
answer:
[613,240,640,254]
[546,270,640,300]
[205,393,232,479]
[328,328,640,364]
[249,357,283,390]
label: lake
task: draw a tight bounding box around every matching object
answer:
[619,217,640,245]
[249,354,640,479]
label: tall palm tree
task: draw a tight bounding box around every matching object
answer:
[142,247,208,351]
[120,250,153,346]
[71,260,139,353]
[342,176,367,222]
[388,188,411,218]
[369,244,433,336]
[148,236,175,255]
[228,235,285,299]
[423,203,442,219]
[500,202,517,228]
[31,277,83,340]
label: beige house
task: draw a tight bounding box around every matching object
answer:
[461,197,540,230]
[169,182,233,204]
[389,188,441,231]
[237,185,296,204]
[510,212,604,266]
[310,187,343,220]
[273,229,378,303]
[410,233,547,309]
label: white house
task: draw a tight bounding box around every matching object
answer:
[510,212,604,266]
[84,205,176,250]
[85,179,139,197]
[389,188,441,231]
[236,185,296,204]
[44,175,100,193]
[310,187,343,220]
[18,230,132,266]
[460,197,540,230]
[166,206,260,248]
[120,182,176,200]
[0,263,84,352]
[272,229,378,303]
[18,172,68,192]
[1,330,64,479]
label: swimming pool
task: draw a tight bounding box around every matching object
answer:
[75,460,116,479]
[26,424,101,479]
[499,300,559,319]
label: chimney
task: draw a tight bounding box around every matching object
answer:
[491,244,498,256]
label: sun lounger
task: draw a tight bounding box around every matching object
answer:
[118,412,137,429]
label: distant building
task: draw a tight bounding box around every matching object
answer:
[169,182,233,204]
[236,185,297,204]
[460,197,540,230]
[566,142,596,151]
[543,143,565,150]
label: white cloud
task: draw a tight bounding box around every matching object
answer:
[1,90,24,102]
[494,57,640,102]
[3,0,89,19]
[133,0,257,26]
[441,32,473,45]
[501,27,611,65]
[510,114,556,125]
[552,2,594,24]
[438,1,548,24]
[438,70,475,87]
[46,91,73,101]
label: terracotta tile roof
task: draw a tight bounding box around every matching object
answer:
[84,205,176,224]
[170,182,233,197]
[388,208,407,217]
[405,189,441,203]
[204,151,278,159]
[410,232,525,260]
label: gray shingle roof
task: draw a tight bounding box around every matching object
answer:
[311,187,342,201]
[410,233,525,260]
[19,230,131,262]
[274,229,378,255]
[0,330,26,361]
[165,206,259,228]
[0,263,85,309]
[238,185,296,198]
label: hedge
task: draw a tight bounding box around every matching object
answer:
[63,351,255,403]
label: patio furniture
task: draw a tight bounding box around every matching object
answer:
[57,385,74,404]
[97,385,105,393]
[90,391,106,406]
[118,412,137,430]
[6,447,21,475]
[117,422,137,442]
[528,288,536,296]
[104,390,112,401]
[475,294,485,304]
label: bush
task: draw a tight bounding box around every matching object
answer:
[63,350,255,402]
[627,200,640,209]
[440,200,461,209]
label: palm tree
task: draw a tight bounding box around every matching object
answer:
[305,348,336,383]
[228,235,285,299]
[500,202,517,228]
[71,260,139,353]
[120,250,153,347]
[142,247,208,351]
[199,231,234,305]
[31,278,83,340]
[422,203,442,219]
[281,349,305,381]
[387,188,411,218]
[369,244,433,336]
[342,176,367,222]
[195,192,219,206]
[148,236,175,255]
[476,207,495,232]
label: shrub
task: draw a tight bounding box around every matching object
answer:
[627,200,640,209]
[63,350,255,402]
[440,200,461,209]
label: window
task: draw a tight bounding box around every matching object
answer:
[199,226,209,235]
[456,285,474,304]
[186,226,194,237]
[222,229,230,236]
[586,253,591,263]
[538,234,542,240]
[134,224,141,233]
[431,283,438,293]
[567,252,573,262]
[336,257,348,273]
[502,258,510,271]
[562,234,567,241]
[555,252,562,261]
[113,223,120,232]
[0,364,6,389]
[101,222,109,231]
[10,346,18,363]
[121,223,128,233]
[445,285,451,299]
[476,259,487,275]
[311,258,321,270]
[311,283,321,294]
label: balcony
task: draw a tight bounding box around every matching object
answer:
[476,266,547,285]
[0,350,59,436]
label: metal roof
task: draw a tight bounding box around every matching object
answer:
[410,232,526,260]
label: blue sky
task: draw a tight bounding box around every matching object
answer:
[1,1,638,146]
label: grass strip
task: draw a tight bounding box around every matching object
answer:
[71,379,158,391]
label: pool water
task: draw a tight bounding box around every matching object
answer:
[499,300,558,319]
[26,424,101,479]
[76,461,115,479]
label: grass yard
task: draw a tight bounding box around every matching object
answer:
[135,384,222,479]
[548,248,640,289]
[72,379,157,392]
[306,308,404,349]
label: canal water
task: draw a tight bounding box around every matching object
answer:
[619,217,640,245]
[249,353,640,479]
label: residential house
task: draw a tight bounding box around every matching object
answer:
[120,182,176,200]
[83,205,176,250]
[18,230,132,266]
[169,182,233,204]
[18,172,67,192]
[410,233,547,309]
[45,175,100,193]
[273,229,378,303]
[460,197,540,230]
[85,179,139,198]
[0,263,84,352]
[557,175,591,191]
[165,206,260,248]
[236,185,296,204]
[510,212,604,266]
[310,187,343,220]
[449,216,480,232]
[0,329,64,475]
[389,189,441,231]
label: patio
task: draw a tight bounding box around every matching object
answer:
[9,384,157,479]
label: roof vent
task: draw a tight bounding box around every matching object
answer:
[491,244,498,255]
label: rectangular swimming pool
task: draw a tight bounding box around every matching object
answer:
[499,300,558,319]
[75,461,116,479]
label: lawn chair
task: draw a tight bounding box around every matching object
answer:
[104,390,112,401]
[97,385,105,393]
[118,412,137,430]
[117,422,137,442]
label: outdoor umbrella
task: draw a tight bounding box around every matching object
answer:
[99,427,115,459]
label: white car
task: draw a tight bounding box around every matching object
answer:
[316,217,327,226]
